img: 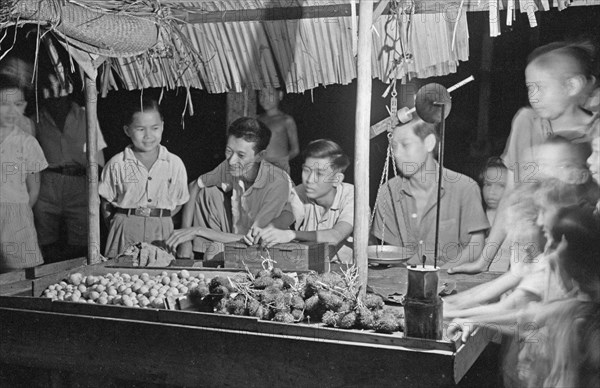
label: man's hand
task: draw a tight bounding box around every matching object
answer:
[243,226,261,246]
[166,228,199,254]
[176,241,194,259]
[254,225,295,248]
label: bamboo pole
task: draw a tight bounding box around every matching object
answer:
[355,0,373,298]
[85,75,100,265]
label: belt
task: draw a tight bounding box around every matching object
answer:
[115,207,172,217]
[46,166,87,176]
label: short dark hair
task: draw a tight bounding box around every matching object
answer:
[125,98,163,126]
[395,119,439,142]
[303,139,350,173]
[550,204,600,298]
[542,135,592,168]
[228,117,271,153]
[479,156,507,185]
[0,74,24,93]
[527,41,596,80]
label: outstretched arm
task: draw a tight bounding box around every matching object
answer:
[449,202,509,274]
[250,221,352,248]
[443,271,522,312]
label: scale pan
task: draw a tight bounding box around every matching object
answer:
[415,83,452,124]
[367,245,412,266]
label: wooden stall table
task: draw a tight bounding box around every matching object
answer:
[0,260,500,388]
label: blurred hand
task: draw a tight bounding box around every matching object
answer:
[446,318,478,343]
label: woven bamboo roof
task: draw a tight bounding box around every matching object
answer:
[1,0,599,93]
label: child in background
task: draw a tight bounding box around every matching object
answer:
[245,139,354,264]
[0,75,48,272]
[481,157,508,226]
[258,86,300,173]
[99,99,189,258]
[479,157,512,272]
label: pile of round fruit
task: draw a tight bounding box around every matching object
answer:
[42,270,201,308]
[187,266,404,333]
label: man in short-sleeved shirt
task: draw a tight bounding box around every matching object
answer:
[294,182,354,263]
[372,170,489,267]
[371,119,489,268]
[166,117,298,258]
[33,95,107,261]
[244,139,354,264]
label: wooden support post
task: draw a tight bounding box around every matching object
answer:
[85,75,100,265]
[226,89,257,128]
[355,0,373,297]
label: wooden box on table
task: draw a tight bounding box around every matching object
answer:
[224,241,330,272]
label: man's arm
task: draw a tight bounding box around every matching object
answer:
[252,221,353,248]
[176,181,199,258]
[167,226,243,253]
[449,202,509,274]
[25,173,41,207]
[100,198,114,228]
[445,231,486,269]
[445,288,539,319]
[286,116,300,160]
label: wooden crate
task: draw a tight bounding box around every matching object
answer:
[224,242,330,272]
[0,264,494,387]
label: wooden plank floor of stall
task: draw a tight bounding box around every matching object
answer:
[0,261,501,387]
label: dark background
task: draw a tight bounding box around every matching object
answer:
[3,6,600,207]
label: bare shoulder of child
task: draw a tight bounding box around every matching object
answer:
[259,111,295,157]
[258,87,299,165]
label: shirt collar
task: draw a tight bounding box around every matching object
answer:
[250,160,275,189]
[123,145,169,162]
[397,162,446,197]
[306,182,344,211]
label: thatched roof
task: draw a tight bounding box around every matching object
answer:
[1,0,599,94]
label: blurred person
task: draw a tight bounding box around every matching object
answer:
[257,86,299,173]
[33,74,107,262]
[0,75,48,272]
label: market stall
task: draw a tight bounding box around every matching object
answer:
[0,261,498,387]
[2,1,598,387]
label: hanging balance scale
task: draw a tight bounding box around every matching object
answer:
[403,82,450,340]
[369,76,474,339]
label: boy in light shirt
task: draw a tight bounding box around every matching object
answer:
[246,139,354,264]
